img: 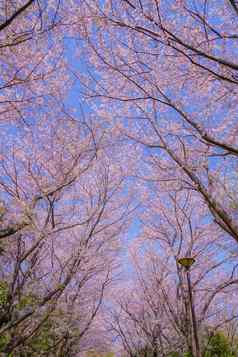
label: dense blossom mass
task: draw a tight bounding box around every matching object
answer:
[0,1,237,356]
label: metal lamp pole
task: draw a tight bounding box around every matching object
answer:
[177,257,202,357]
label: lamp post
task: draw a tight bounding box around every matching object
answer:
[177,257,201,357]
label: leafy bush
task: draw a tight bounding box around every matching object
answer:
[204,331,236,357]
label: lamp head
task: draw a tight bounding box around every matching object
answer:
[177,257,195,270]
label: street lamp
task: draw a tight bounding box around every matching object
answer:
[177,257,201,357]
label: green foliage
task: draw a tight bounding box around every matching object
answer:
[104,353,115,357]
[0,333,10,351]
[4,319,58,356]
[167,331,238,357]
[29,320,56,354]
[0,281,8,308]
[86,351,115,357]
[0,292,58,355]
[17,293,38,310]
[204,331,236,357]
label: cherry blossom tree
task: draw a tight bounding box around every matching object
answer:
[0,0,91,127]
[0,113,134,354]
[77,0,238,245]
[107,191,238,356]
[1,1,238,355]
